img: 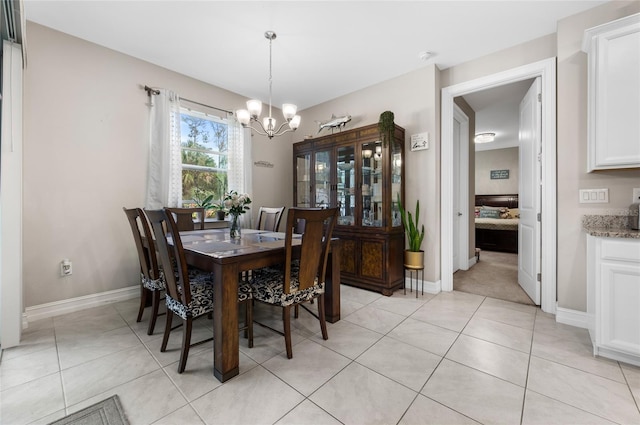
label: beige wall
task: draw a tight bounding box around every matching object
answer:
[556,1,640,311]
[297,66,441,282]
[475,148,520,195]
[23,22,292,307]
[22,1,640,313]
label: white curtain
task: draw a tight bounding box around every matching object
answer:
[145,89,182,209]
[1,41,24,348]
[227,115,252,227]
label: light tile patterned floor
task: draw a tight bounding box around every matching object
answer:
[1,286,639,425]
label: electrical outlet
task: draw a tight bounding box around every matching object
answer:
[60,259,72,277]
[633,188,640,204]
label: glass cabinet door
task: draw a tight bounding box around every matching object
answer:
[314,150,331,208]
[336,146,355,225]
[361,140,383,228]
[391,142,403,227]
[295,152,311,207]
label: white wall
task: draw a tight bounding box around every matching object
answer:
[23,22,292,308]
[475,148,519,195]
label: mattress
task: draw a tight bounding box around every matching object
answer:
[474,217,519,231]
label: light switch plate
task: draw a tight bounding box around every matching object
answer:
[579,188,609,203]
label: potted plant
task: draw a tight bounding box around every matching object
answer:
[378,110,395,147]
[211,202,227,220]
[397,193,425,269]
[192,189,226,220]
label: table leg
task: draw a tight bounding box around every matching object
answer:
[324,241,341,323]
[213,262,239,382]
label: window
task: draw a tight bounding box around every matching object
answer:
[180,108,228,210]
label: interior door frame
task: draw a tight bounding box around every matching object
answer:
[453,104,470,271]
[441,57,557,314]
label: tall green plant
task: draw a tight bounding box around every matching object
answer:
[397,194,425,252]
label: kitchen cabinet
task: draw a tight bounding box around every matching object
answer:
[293,123,405,295]
[582,13,640,171]
[586,235,640,366]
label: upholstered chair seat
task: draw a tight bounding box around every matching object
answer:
[248,207,338,359]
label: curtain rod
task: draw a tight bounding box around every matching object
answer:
[144,85,233,115]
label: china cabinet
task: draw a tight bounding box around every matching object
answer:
[587,235,640,366]
[293,123,405,295]
[582,13,640,172]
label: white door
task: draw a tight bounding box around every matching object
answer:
[452,114,461,273]
[453,105,470,272]
[518,77,542,304]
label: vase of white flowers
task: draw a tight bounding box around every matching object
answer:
[223,190,252,239]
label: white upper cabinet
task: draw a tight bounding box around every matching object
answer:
[582,14,640,172]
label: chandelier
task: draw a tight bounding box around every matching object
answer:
[235,31,301,139]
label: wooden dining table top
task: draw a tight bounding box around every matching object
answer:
[177,228,301,258]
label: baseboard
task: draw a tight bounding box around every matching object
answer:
[555,304,589,329]
[404,277,441,294]
[467,256,478,269]
[23,285,139,326]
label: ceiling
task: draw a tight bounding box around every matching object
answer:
[462,78,535,151]
[24,0,607,112]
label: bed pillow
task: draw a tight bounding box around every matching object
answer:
[479,209,501,219]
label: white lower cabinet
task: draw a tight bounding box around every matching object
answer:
[587,235,640,366]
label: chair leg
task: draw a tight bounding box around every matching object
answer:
[147,290,161,335]
[161,309,173,352]
[178,317,192,374]
[294,304,299,318]
[317,295,328,340]
[137,286,148,322]
[283,305,293,359]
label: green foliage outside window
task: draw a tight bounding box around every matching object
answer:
[180,111,228,215]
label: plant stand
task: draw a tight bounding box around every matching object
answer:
[404,266,424,298]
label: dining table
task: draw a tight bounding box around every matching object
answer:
[176,228,341,382]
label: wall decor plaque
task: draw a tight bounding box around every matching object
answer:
[490,169,510,179]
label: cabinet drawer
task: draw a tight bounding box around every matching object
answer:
[601,239,640,262]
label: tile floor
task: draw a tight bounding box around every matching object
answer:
[1,286,639,425]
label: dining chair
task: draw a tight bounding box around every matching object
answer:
[256,206,285,232]
[122,207,165,335]
[145,208,253,373]
[249,207,338,359]
[166,207,206,232]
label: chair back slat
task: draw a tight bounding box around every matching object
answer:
[123,207,160,280]
[145,209,192,306]
[284,208,338,293]
[257,206,285,232]
[166,207,206,231]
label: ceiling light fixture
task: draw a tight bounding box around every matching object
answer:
[235,31,301,139]
[474,132,496,144]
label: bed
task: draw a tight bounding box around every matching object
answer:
[475,194,519,254]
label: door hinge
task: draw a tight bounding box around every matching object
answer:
[537,273,541,282]
[537,213,541,222]
[537,93,542,102]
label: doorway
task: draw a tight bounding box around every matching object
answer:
[440,58,557,314]
[453,79,535,305]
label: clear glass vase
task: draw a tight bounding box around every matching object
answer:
[230,213,241,239]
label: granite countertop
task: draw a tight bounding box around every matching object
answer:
[582,214,640,239]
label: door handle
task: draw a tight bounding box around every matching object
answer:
[457,212,463,216]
